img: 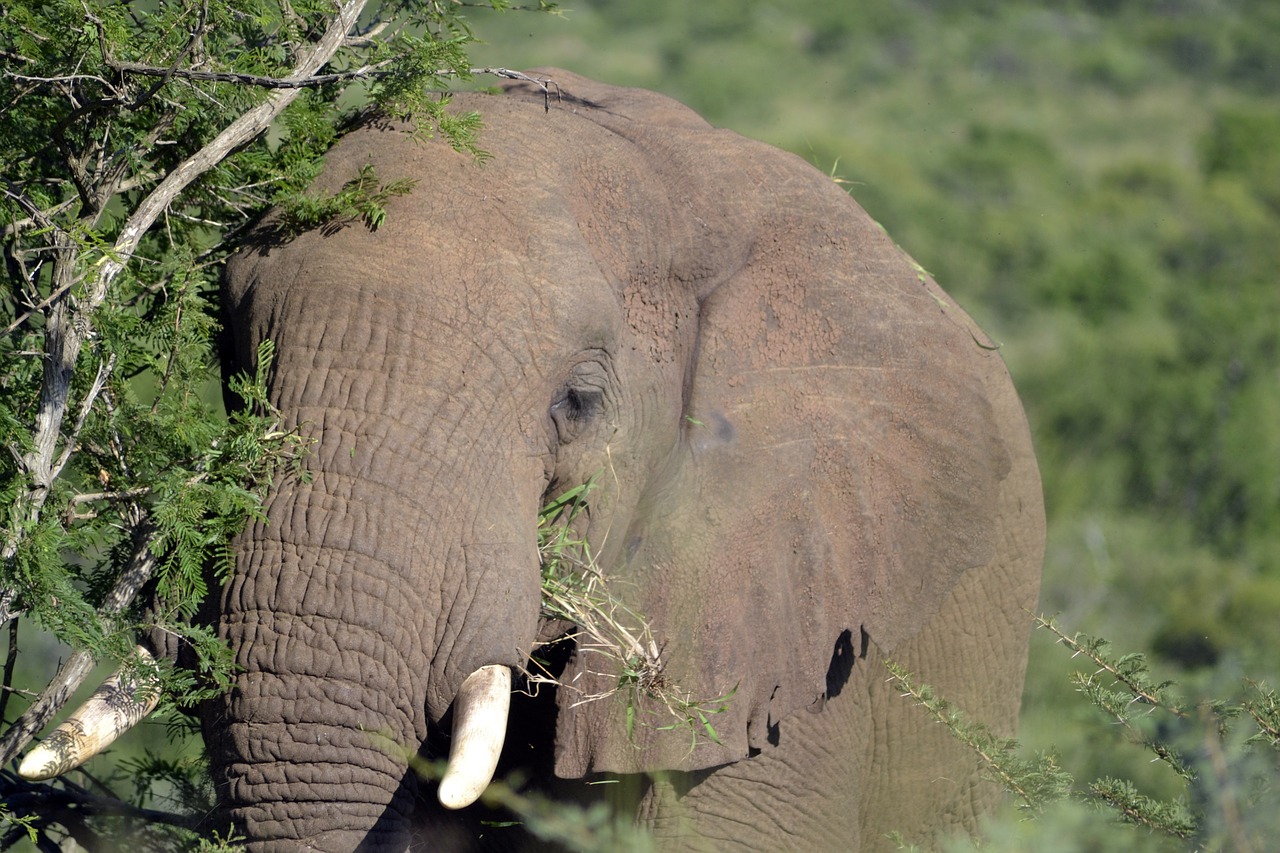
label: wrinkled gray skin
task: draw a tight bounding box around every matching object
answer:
[190,70,1043,851]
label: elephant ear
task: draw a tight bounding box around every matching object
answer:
[525,75,1020,776]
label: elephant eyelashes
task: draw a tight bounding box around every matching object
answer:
[550,387,603,443]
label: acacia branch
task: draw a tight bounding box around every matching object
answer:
[0,0,372,625]
[0,620,19,726]
[0,72,124,98]
[105,60,556,94]
[107,57,398,88]
[68,487,152,507]
[95,0,370,298]
[50,355,115,485]
[0,769,200,835]
[1037,615,1188,717]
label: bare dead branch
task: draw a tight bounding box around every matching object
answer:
[0,770,200,834]
[0,595,19,632]
[0,620,19,726]
[67,488,152,507]
[464,68,559,110]
[50,354,116,484]
[1,273,81,338]
[0,72,124,99]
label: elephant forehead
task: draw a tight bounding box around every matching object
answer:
[230,225,625,402]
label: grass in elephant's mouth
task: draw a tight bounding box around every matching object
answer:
[533,484,735,748]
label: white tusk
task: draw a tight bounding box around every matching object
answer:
[436,664,511,810]
[18,646,161,781]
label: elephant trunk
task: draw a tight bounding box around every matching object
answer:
[203,457,542,850]
[203,610,422,852]
[212,246,550,847]
[208,725,416,852]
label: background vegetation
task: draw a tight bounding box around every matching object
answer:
[4,0,1278,849]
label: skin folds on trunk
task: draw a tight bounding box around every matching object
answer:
[203,520,418,850]
[204,482,537,850]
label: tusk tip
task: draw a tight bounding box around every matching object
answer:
[13,645,161,782]
[18,746,64,781]
[437,776,485,810]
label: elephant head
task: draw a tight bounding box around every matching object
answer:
[33,69,1043,851]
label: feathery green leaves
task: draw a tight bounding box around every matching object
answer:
[0,0,552,847]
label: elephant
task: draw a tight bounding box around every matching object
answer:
[22,69,1044,851]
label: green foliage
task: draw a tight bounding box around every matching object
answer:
[886,660,1073,816]
[0,729,225,851]
[885,653,1075,814]
[1242,682,1280,749]
[1087,778,1197,842]
[1,0,555,847]
[0,0,499,634]
[277,163,419,233]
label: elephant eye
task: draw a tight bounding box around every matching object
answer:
[550,387,603,443]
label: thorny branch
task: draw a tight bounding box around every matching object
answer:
[96,61,557,98]
[0,766,200,839]
[0,2,374,769]
[4,60,560,110]
[0,0,372,626]
[103,57,399,88]
[1037,615,1189,717]
[2,72,125,98]
[50,354,115,487]
[0,620,19,726]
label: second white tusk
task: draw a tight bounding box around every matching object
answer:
[18,646,162,781]
[436,664,511,809]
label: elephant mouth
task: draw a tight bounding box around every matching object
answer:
[435,609,584,811]
[427,628,578,819]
